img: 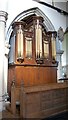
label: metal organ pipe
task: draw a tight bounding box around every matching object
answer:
[35,18,43,59]
[51,32,56,61]
[17,24,24,59]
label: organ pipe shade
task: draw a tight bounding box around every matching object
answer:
[26,37,32,58]
[51,33,56,60]
[44,41,49,58]
[17,25,24,59]
[35,19,42,58]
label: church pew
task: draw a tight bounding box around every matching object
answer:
[20,83,68,118]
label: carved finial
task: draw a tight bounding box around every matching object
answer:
[11,80,15,87]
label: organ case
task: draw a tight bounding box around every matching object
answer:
[8,16,58,97]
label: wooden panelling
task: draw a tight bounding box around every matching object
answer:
[8,66,15,97]
[8,65,57,96]
[15,66,57,86]
[20,83,68,118]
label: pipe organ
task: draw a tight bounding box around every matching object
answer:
[8,16,58,97]
[34,17,43,59]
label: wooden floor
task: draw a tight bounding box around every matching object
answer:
[1,110,67,120]
[0,101,67,120]
[0,101,20,119]
[2,110,20,119]
[43,112,67,120]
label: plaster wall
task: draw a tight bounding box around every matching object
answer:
[5,0,66,32]
[0,1,67,110]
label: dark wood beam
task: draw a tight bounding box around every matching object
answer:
[33,0,68,16]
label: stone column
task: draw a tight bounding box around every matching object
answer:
[56,50,64,82]
[4,42,10,96]
[0,11,8,111]
[57,27,64,82]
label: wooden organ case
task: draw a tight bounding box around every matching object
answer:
[8,16,58,98]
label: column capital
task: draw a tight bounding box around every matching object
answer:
[56,50,64,55]
[5,42,10,57]
[0,11,8,22]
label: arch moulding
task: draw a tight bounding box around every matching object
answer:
[7,7,55,42]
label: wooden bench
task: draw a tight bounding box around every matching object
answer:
[20,83,68,118]
[11,84,21,114]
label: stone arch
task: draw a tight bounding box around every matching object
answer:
[7,7,55,42]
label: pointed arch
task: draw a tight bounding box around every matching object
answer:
[7,7,55,42]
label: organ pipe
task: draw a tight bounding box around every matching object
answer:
[51,32,57,61]
[34,17,43,59]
